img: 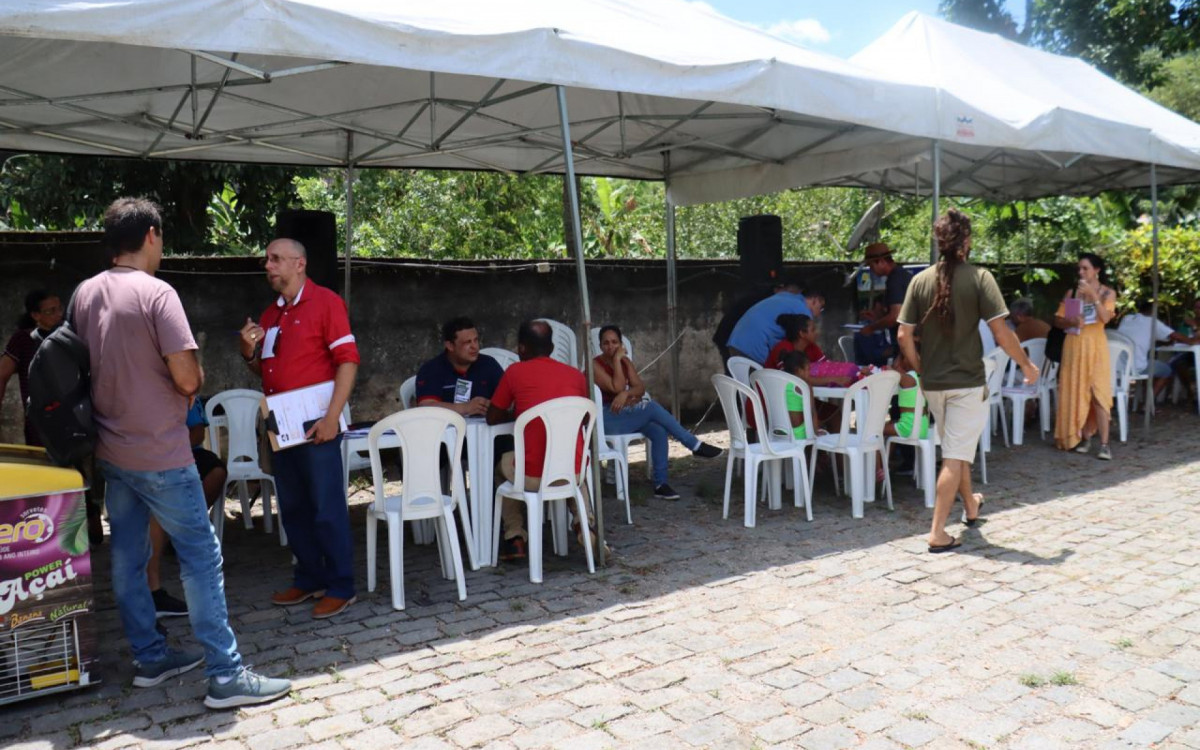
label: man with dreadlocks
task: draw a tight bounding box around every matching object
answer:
[897,209,1039,553]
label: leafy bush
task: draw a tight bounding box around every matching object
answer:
[1107,225,1200,321]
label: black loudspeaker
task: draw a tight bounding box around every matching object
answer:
[737,214,783,286]
[275,210,339,293]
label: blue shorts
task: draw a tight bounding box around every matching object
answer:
[1144,360,1173,378]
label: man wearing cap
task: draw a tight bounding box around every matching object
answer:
[858,243,912,347]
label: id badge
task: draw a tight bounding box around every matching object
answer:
[261,326,280,359]
[454,378,472,403]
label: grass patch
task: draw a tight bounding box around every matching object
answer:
[1018,673,1047,688]
[1050,671,1079,686]
[618,584,637,595]
[509,600,526,612]
[902,710,929,721]
[1114,637,1134,650]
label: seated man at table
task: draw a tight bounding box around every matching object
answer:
[416,316,505,415]
[487,320,593,561]
[1118,300,1200,399]
[1011,298,1051,342]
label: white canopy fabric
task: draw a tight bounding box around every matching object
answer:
[0,0,959,195]
[671,12,1200,204]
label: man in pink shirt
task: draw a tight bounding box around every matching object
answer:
[73,198,290,709]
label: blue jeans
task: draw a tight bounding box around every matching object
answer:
[271,437,355,599]
[100,460,241,678]
[603,400,699,485]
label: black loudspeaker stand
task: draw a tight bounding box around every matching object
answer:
[275,210,339,293]
[737,214,783,286]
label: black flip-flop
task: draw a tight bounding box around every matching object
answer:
[928,537,962,554]
[962,495,986,527]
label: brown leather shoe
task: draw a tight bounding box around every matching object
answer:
[271,587,325,606]
[312,595,356,619]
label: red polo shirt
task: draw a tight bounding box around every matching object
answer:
[491,357,587,478]
[258,281,359,396]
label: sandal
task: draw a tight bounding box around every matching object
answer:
[928,536,962,554]
[961,493,985,527]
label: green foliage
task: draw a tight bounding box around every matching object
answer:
[1148,49,1200,122]
[1107,225,1200,318]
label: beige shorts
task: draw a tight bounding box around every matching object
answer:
[924,386,988,463]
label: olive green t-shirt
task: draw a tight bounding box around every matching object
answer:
[897,262,1008,391]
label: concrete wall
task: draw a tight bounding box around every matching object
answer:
[0,232,1071,443]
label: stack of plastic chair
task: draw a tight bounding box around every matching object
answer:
[492,396,596,583]
[365,408,474,610]
[205,389,277,542]
[534,318,579,368]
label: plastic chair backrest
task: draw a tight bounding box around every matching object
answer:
[512,396,595,493]
[1108,339,1134,393]
[206,389,264,464]
[750,369,814,447]
[1106,329,1135,349]
[1004,338,1046,388]
[480,347,519,370]
[838,335,856,363]
[712,373,764,447]
[535,318,579,368]
[831,371,901,448]
[591,385,614,448]
[726,356,761,388]
[367,407,464,513]
[984,348,1009,400]
[398,376,416,409]
[588,328,634,360]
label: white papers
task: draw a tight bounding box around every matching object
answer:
[262,380,347,450]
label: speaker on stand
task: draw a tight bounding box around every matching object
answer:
[275,210,340,294]
[737,214,783,287]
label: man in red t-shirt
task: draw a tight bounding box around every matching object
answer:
[487,320,589,561]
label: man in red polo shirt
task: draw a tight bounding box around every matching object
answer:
[239,238,359,619]
[487,320,591,561]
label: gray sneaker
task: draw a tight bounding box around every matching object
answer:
[133,648,203,688]
[204,668,292,710]
[1097,444,1112,461]
[1073,436,1092,454]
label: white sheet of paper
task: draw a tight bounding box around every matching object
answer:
[264,380,347,449]
[261,326,280,359]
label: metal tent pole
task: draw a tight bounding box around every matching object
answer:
[1024,201,1032,297]
[1146,164,1159,435]
[664,153,680,420]
[930,140,941,264]
[556,85,605,566]
[344,131,355,304]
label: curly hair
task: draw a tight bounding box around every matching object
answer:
[925,208,972,324]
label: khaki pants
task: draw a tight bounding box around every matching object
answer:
[498,452,592,541]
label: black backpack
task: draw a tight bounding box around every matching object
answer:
[25,293,97,466]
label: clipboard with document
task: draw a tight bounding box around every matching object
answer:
[259,380,347,451]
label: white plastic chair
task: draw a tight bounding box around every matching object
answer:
[883,373,937,509]
[1107,330,1151,414]
[205,389,276,542]
[726,355,761,387]
[1001,338,1048,445]
[838,335,856,363]
[809,371,901,518]
[492,396,596,583]
[1108,338,1136,443]
[480,347,519,370]
[982,348,1011,452]
[593,385,632,524]
[365,408,474,610]
[712,374,808,527]
[588,328,634,360]
[535,318,580,368]
[748,369,816,521]
[398,376,416,409]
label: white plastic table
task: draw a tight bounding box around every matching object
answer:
[463,417,513,567]
[1160,343,1200,415]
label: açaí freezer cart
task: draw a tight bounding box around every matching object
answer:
[0,444,96,704]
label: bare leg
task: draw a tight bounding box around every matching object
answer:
[147,517,166,591]
[929,458,967,545]
[202,467,227,509]
[1093,396,1111,445]
[959,469,982,521]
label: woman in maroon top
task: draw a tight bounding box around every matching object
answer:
[594,325,721,501]
[0,289,63,445]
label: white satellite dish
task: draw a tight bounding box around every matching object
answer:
[843,200,884,286]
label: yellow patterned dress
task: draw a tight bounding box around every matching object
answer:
[1054,294,1114,450]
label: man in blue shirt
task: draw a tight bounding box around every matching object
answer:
[726,283,826,364]
[416,317,506,413]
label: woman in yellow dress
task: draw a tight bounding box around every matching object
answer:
[1053,253,1117,458]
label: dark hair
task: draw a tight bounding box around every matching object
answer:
[1137,299,1155,315]
[800,289,825,304]
[598,324,622,342]
[17,289,52,329]
[104,197,162,258]
[1010,298,1034,318]
[1078,252,1108,285]
[441,316,477,343]
[926,208,972,324]
[780,349,809,375]
[776,313,813,343]
[518,319,554,358]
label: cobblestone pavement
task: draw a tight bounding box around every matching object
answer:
[5,406,1200,750]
